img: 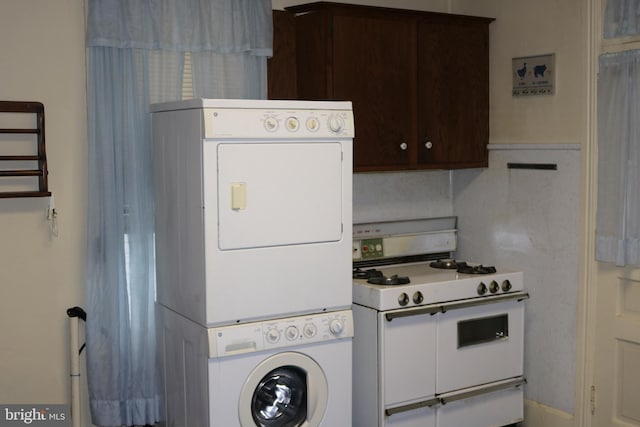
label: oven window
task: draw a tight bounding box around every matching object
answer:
[457,314,508,348]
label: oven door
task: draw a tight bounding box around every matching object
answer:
[380,304,439,417]
[435,292,528,393]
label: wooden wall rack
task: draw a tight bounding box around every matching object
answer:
[0,101,51,198]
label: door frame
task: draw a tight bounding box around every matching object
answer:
[577,0,600,426]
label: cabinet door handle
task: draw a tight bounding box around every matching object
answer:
[400,142,408,151]
[425,141,433,149]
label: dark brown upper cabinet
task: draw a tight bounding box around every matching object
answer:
[271,2,494,171]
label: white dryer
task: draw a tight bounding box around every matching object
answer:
[157,304,353,427]
[151,99,354,327]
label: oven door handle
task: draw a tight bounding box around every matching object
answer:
[438,291,530,313]
[385,397,441,417]
[385,292,529,321]
[385,304,442,321]
[439,376,527,405]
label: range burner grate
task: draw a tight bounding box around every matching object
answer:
[353,268,383,280]
[353,268,411,286]
[456,264,497,275]
[430,259,498,275]
[366,274,411,286]
[429,259,461,270]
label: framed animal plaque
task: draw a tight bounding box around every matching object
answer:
[512,53,555,96]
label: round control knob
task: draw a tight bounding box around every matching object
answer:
[425,141,433,149]
[285,325,299,341]
[303,323,317,338]
[400,142,408,151]
[477,282,488,295]
[413,291,424,304]
[266,327,280,344]
[328,115,345,133]
[285,117,299,132]
[264,117,278,132]
[398,292,410,306]
[502,280,513,292]
[489,280,499,293]
[306,117,320,132]
[329,319,344,336]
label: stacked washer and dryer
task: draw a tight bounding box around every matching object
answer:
[152,99,355,427]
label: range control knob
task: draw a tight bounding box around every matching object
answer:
[266,327,280,344]
[329,319,344,336]
[477,282,488,295]
[489,280,500,293]
[398,292,410,306]
[413,291,424,304]
[502,280,513,292]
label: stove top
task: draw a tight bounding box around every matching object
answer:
[352,217,524,311]
[352,261,524,311]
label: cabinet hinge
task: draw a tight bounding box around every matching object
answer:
[590,385,596,415]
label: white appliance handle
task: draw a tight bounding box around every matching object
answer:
[385,292,529,321]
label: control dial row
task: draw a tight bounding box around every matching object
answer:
[477,279,513,296]
[265,317,345,344]
[263,114,345,133]
[397,291,424,306]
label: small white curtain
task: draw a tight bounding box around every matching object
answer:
[85,1,272,426]
[604,0,640,38]
[596,50,640,265]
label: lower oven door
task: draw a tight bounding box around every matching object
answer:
[436,292,527,393]
[437,377,525,427]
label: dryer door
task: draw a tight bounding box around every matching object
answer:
[216,142,344,250]
[238,352,328,427]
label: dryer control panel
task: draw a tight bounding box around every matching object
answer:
[208,309,354,358]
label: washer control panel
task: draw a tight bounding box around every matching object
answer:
[209,309,354,358]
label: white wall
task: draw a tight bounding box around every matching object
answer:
[453,0,587,145]
[0,0,87,420]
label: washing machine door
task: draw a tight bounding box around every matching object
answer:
[238,352,328,427]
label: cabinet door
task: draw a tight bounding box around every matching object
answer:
[418,19,490,168]
[331,14,417,171]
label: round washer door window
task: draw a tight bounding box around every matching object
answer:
[238,352,328,427]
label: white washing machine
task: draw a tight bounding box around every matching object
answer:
[157,304,353,427]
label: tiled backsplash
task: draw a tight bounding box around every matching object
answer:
[353,170,453,224]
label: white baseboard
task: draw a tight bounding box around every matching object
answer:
[522,399,574,427]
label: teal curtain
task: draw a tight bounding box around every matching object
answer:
[85,1,272,425]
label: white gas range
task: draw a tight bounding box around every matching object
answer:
[352,217,529,427]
